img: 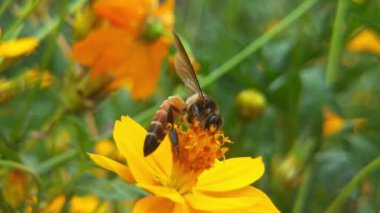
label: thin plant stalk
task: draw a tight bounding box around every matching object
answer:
[325,0,349,85]
[326,156,380,212]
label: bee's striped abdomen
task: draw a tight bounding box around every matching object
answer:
[144,96,185,157]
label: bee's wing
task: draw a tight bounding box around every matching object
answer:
[172,32,204,98]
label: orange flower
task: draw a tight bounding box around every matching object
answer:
[89,116,279,212]
[71,0,174,100]
[323,109,344,137]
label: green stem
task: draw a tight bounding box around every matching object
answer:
[36,149,78,174]
[0,0,12,19]
[292,167,314,213]
[326,156,380,213]
[201,0,319,88]
[325,0,349,85]
[3,0,43,40]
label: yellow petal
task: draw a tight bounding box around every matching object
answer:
[185,189,255,211]
[88,153,135,183]
[137,183,185,204]
[41,195,65,213]
[0,37,39,58]
[202,187,280,213]
[120,116,173,177]
[70,195,109,213]
[172,202,190,213]
[133,196,174,213]
[186,187,265,211]
[113,116,172,185]
[195,157,264,192]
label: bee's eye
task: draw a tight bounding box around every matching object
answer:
[205,115,223,130]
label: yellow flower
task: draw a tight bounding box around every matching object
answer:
[346,29,380,54]
[42,195,108,213]
[22,69,53,89]
[323,109,344,137]
[89,116,279,212]
[0,37,39,58]
[71,0,174,100]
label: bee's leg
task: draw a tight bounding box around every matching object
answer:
[167,105,180,154]
[190,105,202,125]
[169,127,179,155]
[167,104,180,124]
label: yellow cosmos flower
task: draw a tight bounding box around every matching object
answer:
[0,37,39,58]
[41,195,108,213]
[71,0,174,100]
[346,29,380,54]
[89,116,279,212]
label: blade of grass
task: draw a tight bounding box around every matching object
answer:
[326,156,380,213]
[292,166,314,213]
[0,0,12,19]
[3,0,43,40]
[36,149,78,174]
[325,0,349,85]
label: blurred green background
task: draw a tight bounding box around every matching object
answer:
[1,0,380,212]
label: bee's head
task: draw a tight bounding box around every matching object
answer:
[186,94,223,130]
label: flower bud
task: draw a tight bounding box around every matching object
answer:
[141,18,164,41]
[73,5,96,40]
[2,170,31,208]
[235,89,267,120]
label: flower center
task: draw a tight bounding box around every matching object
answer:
[141,17,164,42]
[169,122,230,194]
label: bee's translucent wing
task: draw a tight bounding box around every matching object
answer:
[172,32,204,98]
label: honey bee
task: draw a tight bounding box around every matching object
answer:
[143,32,223,157]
